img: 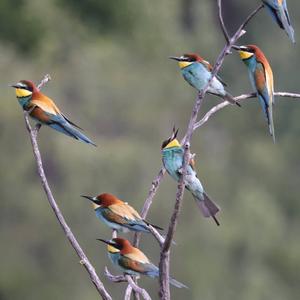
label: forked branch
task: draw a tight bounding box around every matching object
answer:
[23,75,112,300]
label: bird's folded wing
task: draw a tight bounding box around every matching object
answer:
[109,203,141,221]
[31,95,61,116]
[123,248,150,264]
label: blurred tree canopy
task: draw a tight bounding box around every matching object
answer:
[1,0,300,300]
[0,0,44,54]
[57,0,140,35]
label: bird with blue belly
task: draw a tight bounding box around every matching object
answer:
[169,53,240,106]
[161,128,220,225]
[262,0,295,43]
[11,80,96,146]
[81,193,163,234]
[97,237,187,289]
[233,45,275,142]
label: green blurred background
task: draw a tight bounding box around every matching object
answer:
[1,0,300,299]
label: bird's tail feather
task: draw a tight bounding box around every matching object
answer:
[268,108,276,143]
[195,193,220,226]
[50,122,97,146]
[169,277,188,289]
[224,92,241,107]
[144,220,164,231]
[279,5,295,43]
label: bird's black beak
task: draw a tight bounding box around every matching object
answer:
[80,195,95,201]
[231,45,241,51]
[172,126,179,139]
[96,239,116,247]
[96,238,110,245]
[10,84,19,88]
[169,56,182,61]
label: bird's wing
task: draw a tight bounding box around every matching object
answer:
[31,94,84,129]
[201,60,227,86]
[109,203,142,221]
[282,0,292,26]
[255,61,274,106]
[61,113,83,130]
[101,208,128,224]
[123,247,150,264]
[31,93,61,116]
[263,0,284,29]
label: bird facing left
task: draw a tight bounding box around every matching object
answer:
[11,79,96,146]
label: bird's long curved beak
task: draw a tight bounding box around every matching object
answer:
[231,45,241,50]
[80,195,95,201]
[96,239,113,245]
[169,56,182,61]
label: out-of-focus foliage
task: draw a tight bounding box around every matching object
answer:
[1,0,300,299]
[58,0,140,35]
[0,0,44,54]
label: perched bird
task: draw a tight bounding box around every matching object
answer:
[161,128,220,225]
[169,53,240,106]
[262,0,295,43]
[97,237,187,289]
[81,193,163,233]
[233,45,275,142]
[11,80,96,146]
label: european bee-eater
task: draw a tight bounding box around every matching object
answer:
[97,238,187,289]
[161,128,220,225]
[262,0,295,43]
[169,53,240,106]
[11,80,96,146]
[234,45,275,142]
[81,193,163,233]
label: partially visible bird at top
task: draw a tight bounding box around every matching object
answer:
[233,45,275,142]
[262,0,295,43]
[161,128,220,226]
[169,53,240,106]
[97,237,187,289]
[81,193,163,234]
[11,80,96,146]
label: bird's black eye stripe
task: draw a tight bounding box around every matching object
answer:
[25,85,33,92]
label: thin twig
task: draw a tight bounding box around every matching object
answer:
[124,284,133,300]
[104,268,151,300]
[217,0,230,43]
[133,167,166,247]
[23,75,112,300]
[236,4,264,34]
[193,91,300,130]
[125,275,152,300]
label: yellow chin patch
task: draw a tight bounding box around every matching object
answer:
[178,61,193,69]
[238,51,253,60]
[165,139,181,149]
[15,88,32,98]
[92,203,101,210]
[107,244,120,253]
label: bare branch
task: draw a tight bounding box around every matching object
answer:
[236,4,264,34]
[133,168,166,247]
[124,284,133,300]
[193,91,300,130]
[217,0,230,43]
[125,275,152,300]
[23,75,112,300]
[104,267,127,283]
[104,268,151,300]
[158,3,267,299]
[37,74,51,90]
